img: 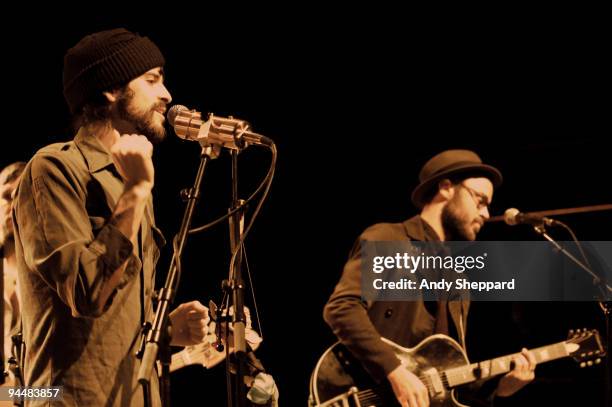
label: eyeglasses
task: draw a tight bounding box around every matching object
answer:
[459,184,490,210]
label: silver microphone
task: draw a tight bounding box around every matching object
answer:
[167,105,273,149]
[504,208,557,226]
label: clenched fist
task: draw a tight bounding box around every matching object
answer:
[110,134,155,189]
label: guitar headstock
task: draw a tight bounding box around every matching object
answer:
[174,328,263,371]
[565,329,606,368]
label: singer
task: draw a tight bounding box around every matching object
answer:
[11,28,209,406]
[323,149,536,407]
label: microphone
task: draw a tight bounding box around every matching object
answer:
[167,105,273,149]
[504,208,558,226]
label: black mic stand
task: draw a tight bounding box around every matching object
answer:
[533,223,611,407]
[137,144,219,407]
[226,149,248,407]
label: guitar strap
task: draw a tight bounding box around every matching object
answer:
[434,300,449,336]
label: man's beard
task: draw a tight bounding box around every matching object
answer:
[116,88,166,144]
[441,195,475,241]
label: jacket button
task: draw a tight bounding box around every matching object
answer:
[385,308,393,318]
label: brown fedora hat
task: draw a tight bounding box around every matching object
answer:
[411,149,503,208]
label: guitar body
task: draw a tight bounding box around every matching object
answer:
[310,334,470,407]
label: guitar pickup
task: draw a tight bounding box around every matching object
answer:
[422,367,445,397]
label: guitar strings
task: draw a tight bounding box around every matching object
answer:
[354,369,456,403]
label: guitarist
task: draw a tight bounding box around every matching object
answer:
[323,150,537,407]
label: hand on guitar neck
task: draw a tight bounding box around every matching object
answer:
[494,348,536,398]
[167,305,263,373]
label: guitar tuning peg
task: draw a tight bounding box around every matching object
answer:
[209,300,218,321]
[569,329,574,336]
[595,358,601,364]
[580,362,586,368]
[587,361,593,367]
[213,339,224,352]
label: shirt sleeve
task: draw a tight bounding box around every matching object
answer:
[14,154,141,318]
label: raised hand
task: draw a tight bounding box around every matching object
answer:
[110,133,154,189]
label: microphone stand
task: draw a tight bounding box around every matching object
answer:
[227,149,248,407]
[533,223,611,407]
[137,144,219,407]
[533,224,610,290]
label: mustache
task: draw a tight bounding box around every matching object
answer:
[152,103,167,114]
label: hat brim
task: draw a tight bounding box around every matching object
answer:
[411,163,503,209]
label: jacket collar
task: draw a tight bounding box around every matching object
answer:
[74,128,114,173]
[402,215,441,242]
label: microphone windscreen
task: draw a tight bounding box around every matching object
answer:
[167,105,189,127]
[504,208,520,225]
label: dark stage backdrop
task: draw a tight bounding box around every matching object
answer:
[2,11,609,406]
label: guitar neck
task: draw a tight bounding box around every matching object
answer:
[445,341,570,387]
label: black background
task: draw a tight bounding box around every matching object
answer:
[2,8,610,406]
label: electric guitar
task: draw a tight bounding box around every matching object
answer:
[309,329,604,407]
[168,326,262,372]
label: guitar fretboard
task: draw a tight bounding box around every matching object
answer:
[445,342,569,387]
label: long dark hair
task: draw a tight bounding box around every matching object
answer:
[70,84,129,132]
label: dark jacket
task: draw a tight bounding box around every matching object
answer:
[323,215,469,381]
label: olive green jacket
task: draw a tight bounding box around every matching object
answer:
[13,129,165,406]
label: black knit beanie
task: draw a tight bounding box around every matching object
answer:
[63,28,165,114]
